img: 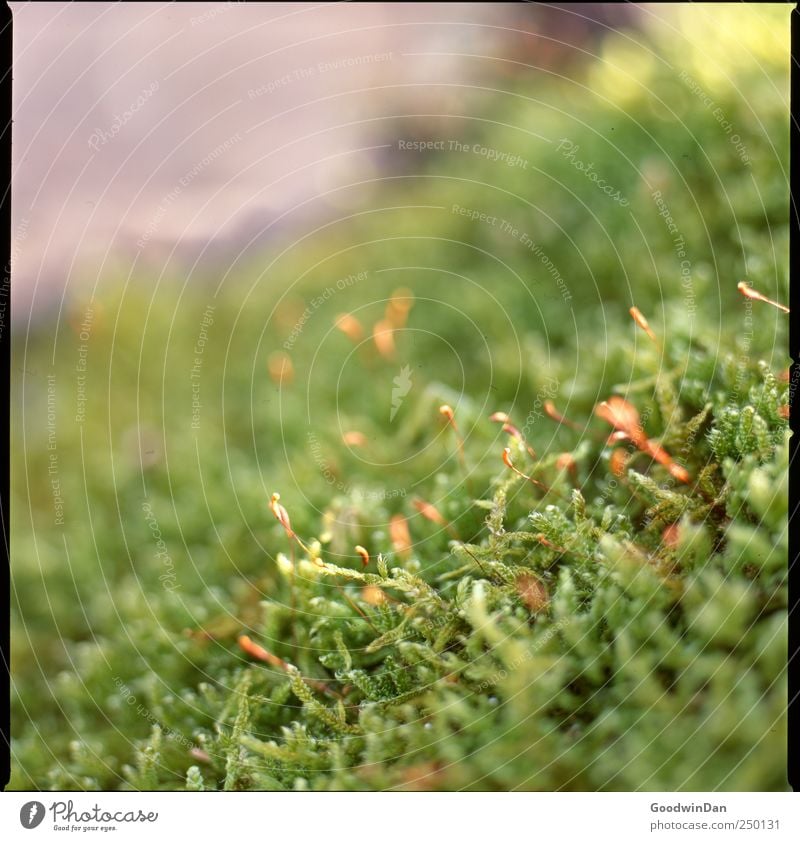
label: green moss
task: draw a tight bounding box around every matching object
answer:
[10,7,790,791]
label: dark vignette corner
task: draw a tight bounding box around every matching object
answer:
[789,0,799,797]
[1,0,12,793]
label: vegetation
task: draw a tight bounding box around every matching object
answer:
[10,6,790,790]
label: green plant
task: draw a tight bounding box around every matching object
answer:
[10,5,789,791]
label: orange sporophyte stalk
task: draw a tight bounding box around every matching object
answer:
[268,351,294,384]
[238,635,340,697]
[439,404,468,474]
[516,573,549,612]
[412,497,459,538]
[269,492,306,645]
[386,288,414,328]
[389,514,412,558]
[334,312,364,341]
[361,585,386,606]
[555,452,577,476]
[490,410,536,457]
[535,533,567,553]
[610,448,629,477]
[238,634,286,668]
[269,492,295,540]
[595,397,690,483]
[502,447,551,492]
[629,306,658,343]
[737,281,789,313]
[544,400,579,429]
[373,319,396,358]
[662,523,681,548]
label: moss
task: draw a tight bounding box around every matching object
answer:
[10,7,790,790]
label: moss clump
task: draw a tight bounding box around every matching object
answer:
[134,351,788,792]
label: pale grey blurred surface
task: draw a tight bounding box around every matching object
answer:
[10,2,638,321]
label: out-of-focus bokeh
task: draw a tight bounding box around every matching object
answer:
[12,2,638,319]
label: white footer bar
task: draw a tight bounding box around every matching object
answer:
[1,792,797,840]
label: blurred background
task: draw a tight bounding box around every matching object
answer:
[11,2,642,319]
